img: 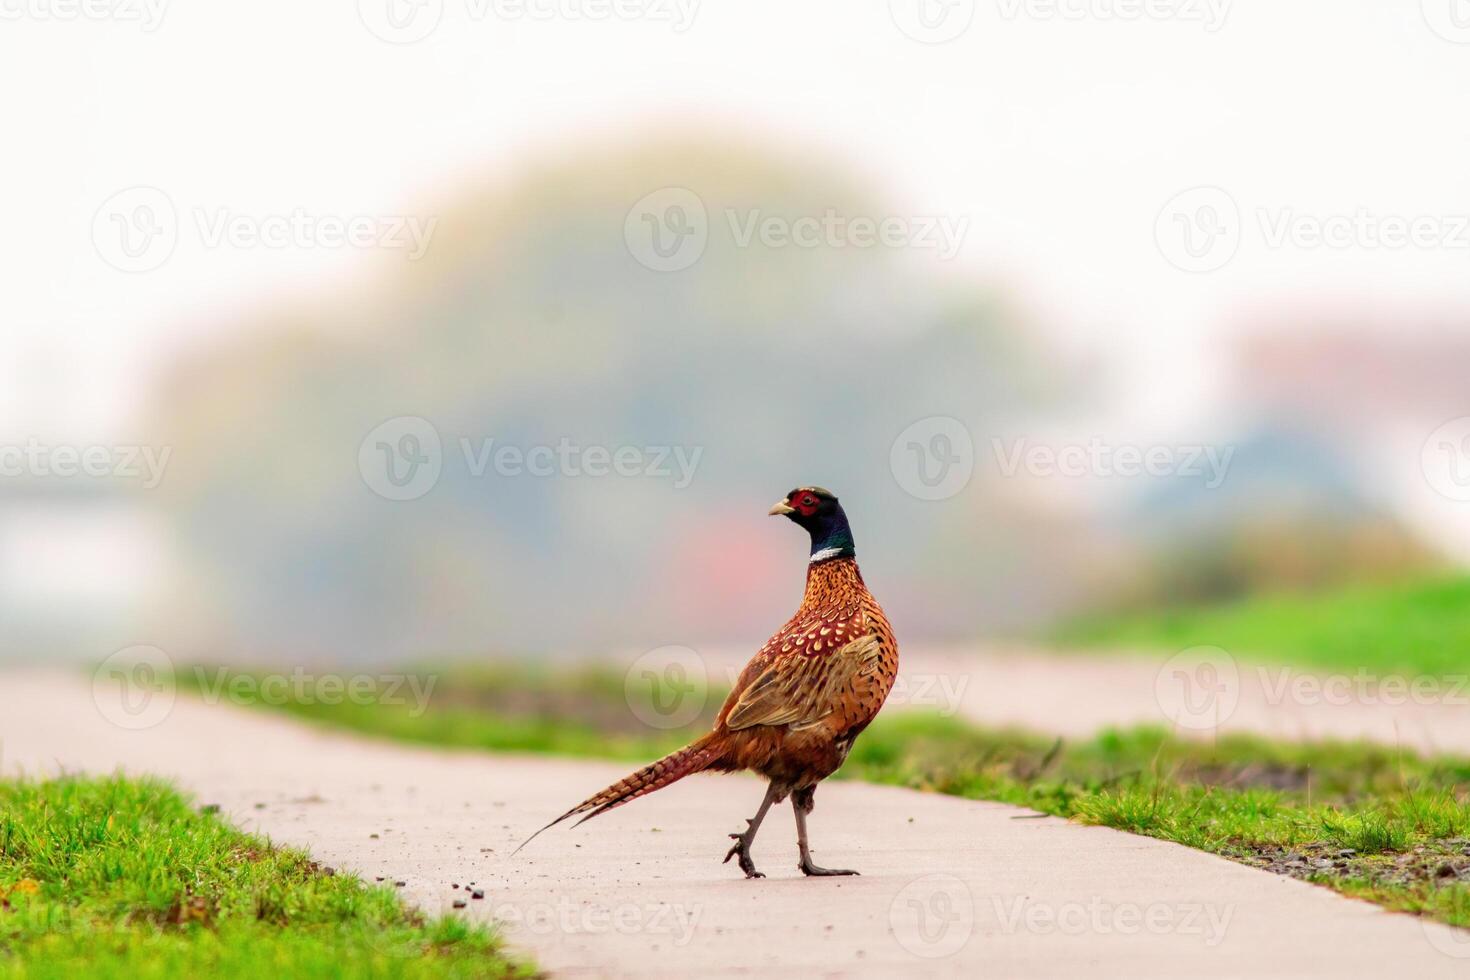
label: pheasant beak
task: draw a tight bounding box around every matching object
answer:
[768,500,795,516]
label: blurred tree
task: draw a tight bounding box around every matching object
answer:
[147,135,1071,661]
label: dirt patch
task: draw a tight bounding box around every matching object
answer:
[1235,840,1470,888]
[1186,761,1314,793]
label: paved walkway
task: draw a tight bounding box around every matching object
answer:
[3,670,1469,977]
[685,644,1470,755]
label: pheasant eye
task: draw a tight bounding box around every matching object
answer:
[802,495,817,506]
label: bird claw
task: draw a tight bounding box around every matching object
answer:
[724,832,764,878]
[800,857,859,877]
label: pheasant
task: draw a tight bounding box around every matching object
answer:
[519,486,898,877]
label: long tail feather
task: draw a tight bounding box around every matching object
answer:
[513,732,726,855]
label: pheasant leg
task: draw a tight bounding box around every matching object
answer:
[723,782,779,878]
[793,788,859,877]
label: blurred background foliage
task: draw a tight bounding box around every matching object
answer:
[2,136,1459,665]
[135,138,1094,661]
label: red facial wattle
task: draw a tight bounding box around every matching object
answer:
[792,493,820,516]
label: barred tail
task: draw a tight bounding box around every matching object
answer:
[513,732,726,855]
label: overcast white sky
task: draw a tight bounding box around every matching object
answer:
[4,0,1470,443]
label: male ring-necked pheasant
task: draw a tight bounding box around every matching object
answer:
[519,487,898,877]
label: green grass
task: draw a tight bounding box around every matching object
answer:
[851,714,1470,925]
[0,774,529,979]
[1054,574,1470,677]
[184,661,1470,930]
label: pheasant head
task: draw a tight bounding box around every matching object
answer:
[768,486,855,563]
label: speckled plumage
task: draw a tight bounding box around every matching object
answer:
[521,487,897,877]
[713,556,898,789]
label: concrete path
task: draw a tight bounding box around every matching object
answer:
[3,670,1469,977]
[687,643,1470,756]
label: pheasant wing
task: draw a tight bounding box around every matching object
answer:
[724,633,882,731]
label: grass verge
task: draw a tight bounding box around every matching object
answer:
[0,774,530,979]
[1054,574,1470,678]
[182,661,1470,930]
[857,713,1470,926]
